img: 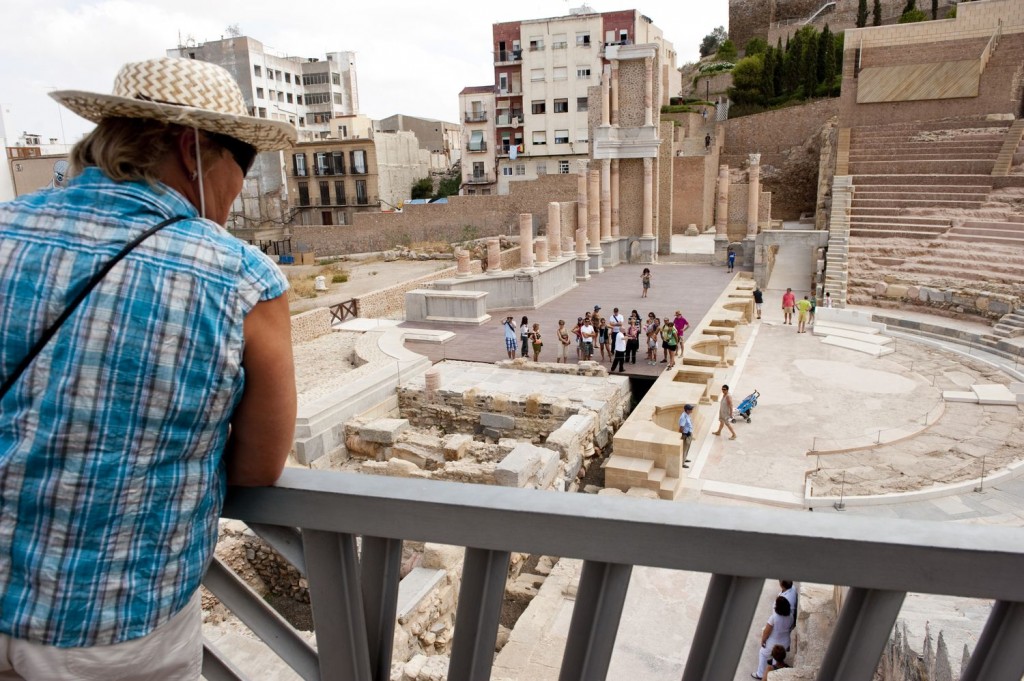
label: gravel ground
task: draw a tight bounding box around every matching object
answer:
[292,331,359,406]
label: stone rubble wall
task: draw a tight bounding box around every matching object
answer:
[291,307,334,344]
[871,282,1019,321]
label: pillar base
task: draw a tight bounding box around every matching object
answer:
[637,237,657,265]
[743,236,757,269]
[588,250,604,274]
[486,268,503,276]
[576,256,591,282]
[713,236,730,267]
[600,240,620,268]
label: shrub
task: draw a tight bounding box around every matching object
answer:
[717,39,738,62]
[744,37,768,56]
[899,8,927,22]
[332,273,348,283]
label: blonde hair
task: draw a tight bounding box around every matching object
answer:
[70,117,221,184]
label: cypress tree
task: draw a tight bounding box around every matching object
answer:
[774,37,785,95]
[857,0,869,27]
[873,0,883,25]
[931,0,938,19]
[823,33,837,95]
[761,47,777,101]
[802,33,819,99]
[903,0,916,13]
[818,25,832,83]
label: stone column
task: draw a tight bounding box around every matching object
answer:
[601,65,611,127]
[575,226,588,257]
[588,169,601,251]
[715,165,729,238]
[611,159,621,238]
[746,154,761,238]
[642,157,654,238]
[600,160,612,241]
[644,57,654,128]
[576,162,589,246]
[547,201,562,260]
[486,237,502,275]
[455,248,471,277]
[610,61,620,126]
[534,237,549,265]
[519,213,534,270]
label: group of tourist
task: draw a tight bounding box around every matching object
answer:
[502,306,691,373]
[750,581,798,679]
[779,287,832,332]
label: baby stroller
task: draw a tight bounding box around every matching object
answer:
[731,389,759,424]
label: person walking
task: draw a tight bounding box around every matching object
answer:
[661,317,679,368]
[0,56,297,679]
[519,316,530,358]
[727,249,736,273]
[753,286,764,320]
[673,311,689,364]
[751,597,794,679]
[808,293,817,325]
[824,291,833,308]
[712,384,737,439]
[556,319,571,364]
[641,267,652,297]
[610,329,627,373]
[529,322,543,361]
[782,288,795,325]
[504,316,518,359]
[626,318,640,364]
[705,133,712,150]
[679,404,695,468]
[796,295,811,333]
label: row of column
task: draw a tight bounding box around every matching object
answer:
[714,154,762,240]
[599,57,655,129]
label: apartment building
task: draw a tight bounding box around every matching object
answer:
[376,114,462,170]
[287,114,432,225]
[459,86,498,194]
[167,36,359,236]
[464,6,678,195]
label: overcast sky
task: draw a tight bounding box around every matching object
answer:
[0,0,729,144]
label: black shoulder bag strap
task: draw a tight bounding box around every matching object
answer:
[0,215,188,399]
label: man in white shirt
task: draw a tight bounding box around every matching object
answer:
[610,329,627,373]
[678,404,695,467]
[580,319,595,360]
[779,580,798,630]
[609,307,625,336]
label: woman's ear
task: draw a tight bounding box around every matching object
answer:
[177,128,199,179]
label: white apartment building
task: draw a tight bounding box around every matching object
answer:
[459,86,497,194]
[471,6,678,195]
[167,36,360,233]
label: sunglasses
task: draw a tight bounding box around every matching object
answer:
[208,132,258,177]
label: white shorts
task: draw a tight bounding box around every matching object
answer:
[0,591,202,681]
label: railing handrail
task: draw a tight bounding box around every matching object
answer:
[223,468,1024,600]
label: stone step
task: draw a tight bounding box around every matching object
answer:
[849,152,1001,162]
[850,229,943,240]
[849,160,996,175]
[848,212,952,225]
[851,198,985,209]
[852,173,994,187]
[851,183,992,194]
[849,222,948,234]
[853,191,994,202]
[946,232,1024,247]
[952,224,1024,239]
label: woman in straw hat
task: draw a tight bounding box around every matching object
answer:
[0,57,297,678]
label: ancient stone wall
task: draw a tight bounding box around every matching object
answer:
[619,159,644,237]
[354,260,485,319]
[658,122,674,249]
[291,308,334,344]
[729,0,779,54]
[290,175,576,256]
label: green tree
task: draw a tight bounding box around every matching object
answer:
[899,8,927,22]
[822,32,838,95]
[931,0,938,18]
[699,26,728,57]
[774,37,785,95]
[717,39,738,62]
[873,0,883,24]
[801,31,819,99]
[761,47,777,100]
[727,54,766,106]
[857,0,869,27]
[410,177,433,200]
[744,37,768,56]
[817,24,833,83]
[435,175,460,199]
[903,0,916,12]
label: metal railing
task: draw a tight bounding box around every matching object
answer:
[493,49,522,63]
[466,142,488,153]
[464,111,488,123]
[466,173,495,184]
[202,468,1024,681]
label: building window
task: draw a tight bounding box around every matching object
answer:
[531,100,546,115]
[278,91,284,102]
[332,73,341,86]
[500,132,511,154]
[319,180,330,205]
[332,151,345,174]
[306,92,331,105]
[553,99,569,113]
[298,117,305,127]
[552,34,567,49]
[529,37,544,51]
[469,130,485,152]
[576,32,591,47]
[293,153,307,177]
[559,160,571,174]
[577,66,591,79]
[258,107,267,118]
[314,152,335,176]
[287,93,293,104]
[321,211,332,225]
[350,150,367,174]
[530,69,545,82]
[285,72,291,83]
[466,188,476,195]
[302,72,329,86]
[482,188,492,195]
[554,130,569,144]
[254,65,262,77]
[333,93,344,105]
[536,162,548,175]
[502,166,513,176]
[335,180,346,205]
[267,70,275,81]
[577,97,589,112]
[577,129,589,142]
[276,70,283,80]
[472,161,485,179]
[515,164,526,176]
[532,131,546,146]
[355,180,368,204]
[553,66,567,81]
[298,182,310,206]
[297,95,303,105]
[256,87,264,99]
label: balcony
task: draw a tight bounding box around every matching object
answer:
[464,111,488,123]
[493,49,523,64]
[495,111,523,127]
[202,469,1024,681]
[466,172,495,184]
[354,195,377,206]
[466,142,488,153]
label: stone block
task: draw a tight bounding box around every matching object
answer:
[482,428,502,440]
[480,412,515,430]
[886,284,909,299]
[971,384,1017,406]
[536,449,559,489]
[386,458,422,477]
[497,438,519,452]
[989,299,1012,315]
[360,418,409,445]
[874,282,888,296]
[442,434,472,461]
[422,543,464,570]
[494,443,545,487]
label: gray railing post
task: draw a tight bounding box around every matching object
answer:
[449,547,511,680]
[558,561,634,681]
[681,574,764,681]
[816,587,906,681]
[360,536,404,681]
[960,600,1024,681]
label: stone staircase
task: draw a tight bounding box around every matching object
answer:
[992,118,1024,176]
[992,307,1024,339]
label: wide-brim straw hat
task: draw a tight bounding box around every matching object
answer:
[50,57,296,151]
